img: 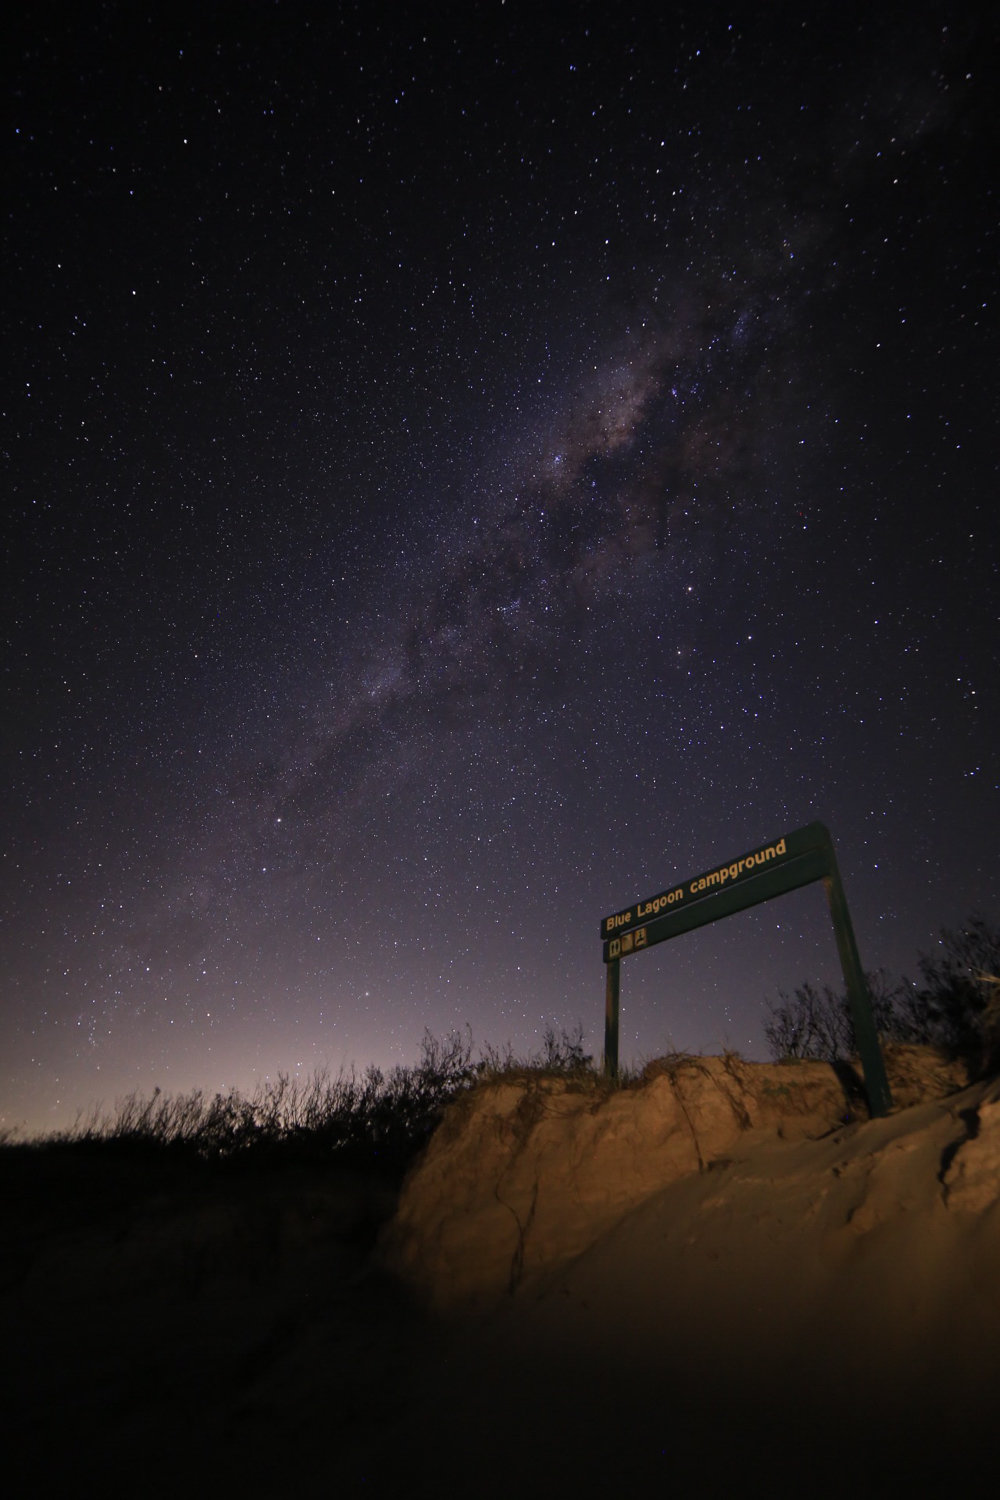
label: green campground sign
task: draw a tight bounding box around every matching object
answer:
[600,822,893,1117]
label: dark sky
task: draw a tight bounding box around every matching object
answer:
[4,1,998,1134]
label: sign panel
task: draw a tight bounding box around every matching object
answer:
[601,822,830,942]
[603,845,830,963]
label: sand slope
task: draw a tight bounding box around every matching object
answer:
[380,1046,971,1309]
[4,1049,998,1497]
[378,1048,1000,1494]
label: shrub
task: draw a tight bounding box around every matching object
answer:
[763,915,1000,1075]
[763,970,908,1062]
[536,1021,592,1073]
[16,1024,599,1169]
[901,915,999,1067]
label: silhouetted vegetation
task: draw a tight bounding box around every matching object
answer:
[764,915,1000,1076]
[2,1024,595,1175]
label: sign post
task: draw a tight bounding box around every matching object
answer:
[600,823,893,1116]
[604,954,621,1080]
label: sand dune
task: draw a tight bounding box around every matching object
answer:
[4,1048,998,1496]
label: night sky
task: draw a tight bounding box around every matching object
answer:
[4,2,998,1135]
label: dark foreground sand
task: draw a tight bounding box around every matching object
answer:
[4,1070,999,1498]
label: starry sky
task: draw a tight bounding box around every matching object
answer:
[4,2,998,1134]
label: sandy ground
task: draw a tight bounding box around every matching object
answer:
[4,1067,999,1497]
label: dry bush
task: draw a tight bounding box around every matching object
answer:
[764,915,1000,1077]
[15,1025,601,1169]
